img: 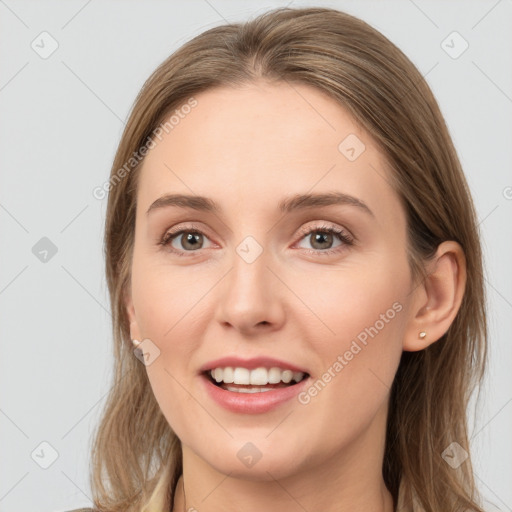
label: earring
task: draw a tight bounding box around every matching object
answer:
[418,331,426,339]
[132,339,142,348]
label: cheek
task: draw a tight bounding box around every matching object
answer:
[132,268,201,375]
[293,253,407,345]
[130,261,213,435]
[293,254,407,394]
[131,256,208,340]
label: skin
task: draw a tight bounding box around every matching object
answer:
[125,80,466,512]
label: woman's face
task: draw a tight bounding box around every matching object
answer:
[126,80,417,479]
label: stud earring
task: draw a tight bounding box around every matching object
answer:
[418,331,426,339]
[132,339,142,348]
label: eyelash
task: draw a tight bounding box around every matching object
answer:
[158,222,354,257]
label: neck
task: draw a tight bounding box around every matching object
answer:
[172,469,394,512]
[170,402,394,512]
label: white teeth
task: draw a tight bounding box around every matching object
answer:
[233,367,250,385]
[281,370,293,384]
[268,367,281,384]
[213,368,223,383]
[209,366,306,385]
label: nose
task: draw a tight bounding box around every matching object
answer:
[214,248,286,335]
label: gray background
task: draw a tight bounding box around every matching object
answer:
[0,1,511,511]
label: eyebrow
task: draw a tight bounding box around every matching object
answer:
[146,192,374,218]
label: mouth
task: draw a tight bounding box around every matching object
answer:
[199,366,312,414]
[202,370,310,393]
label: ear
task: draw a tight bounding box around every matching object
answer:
[403,241,467,352]
[124,284,142,342]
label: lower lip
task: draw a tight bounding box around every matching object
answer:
[200,373,310,414]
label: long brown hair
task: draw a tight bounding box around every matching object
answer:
[90,7,488,511]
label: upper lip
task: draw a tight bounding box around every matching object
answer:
[199,356,310,375]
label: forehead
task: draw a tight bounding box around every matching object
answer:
[137,81,402,226]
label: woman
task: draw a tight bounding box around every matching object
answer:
[73,6,489,512]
